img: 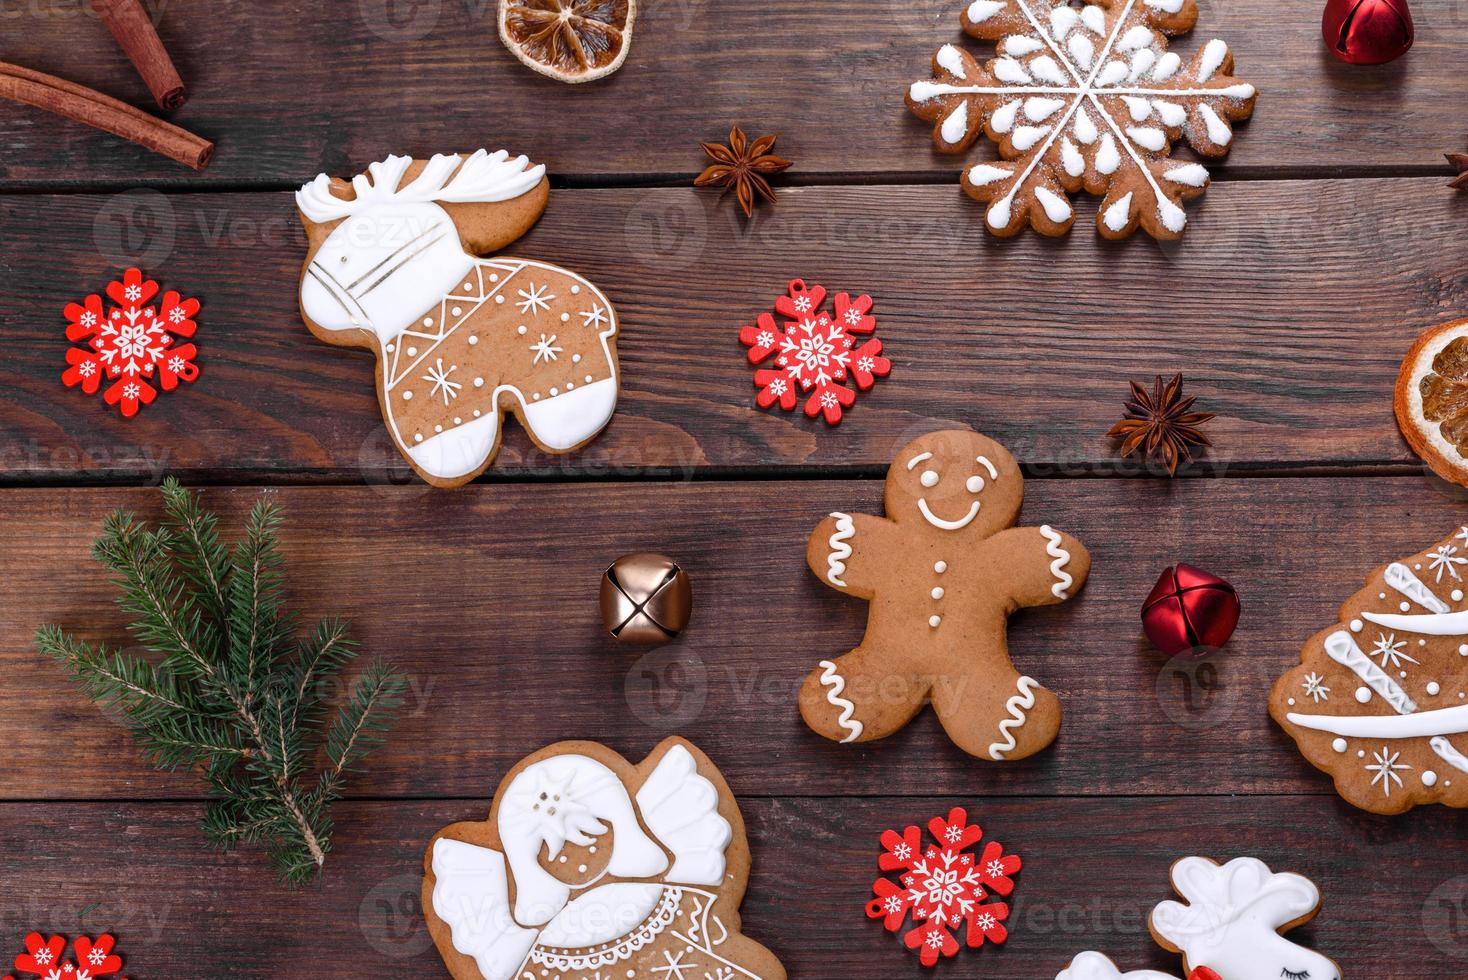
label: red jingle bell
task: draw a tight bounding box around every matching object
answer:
[1322,0,1414,65]
[1141,563,1241,656]
[1188,970,1223,980]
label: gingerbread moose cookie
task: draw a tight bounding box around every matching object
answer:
[296,150,620,488]
[800,430,1091,759]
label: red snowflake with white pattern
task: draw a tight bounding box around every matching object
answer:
[4,932,127,980]
[738,278,890,425]
[866,806,1022,967]
[62,268,201,417]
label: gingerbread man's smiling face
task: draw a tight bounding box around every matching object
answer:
[885,431,1022,538]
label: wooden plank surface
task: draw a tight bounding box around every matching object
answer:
[7,478,1468,801]
[0,0,1464,186]
[6,180,1465,484]
[0,796,1458,978]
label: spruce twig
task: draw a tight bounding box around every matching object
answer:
[37,479,406,887]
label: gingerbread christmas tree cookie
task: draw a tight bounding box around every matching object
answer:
[906,0,1258,239]
[799,429,1091,759]
[1270,529,1468,813]
[295,150,620,488]
[423,737,785,980]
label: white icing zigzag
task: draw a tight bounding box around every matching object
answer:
[1384,562,1449,612]
[1322,631,1417,714]
[1431,736,1468,774]
[1039,525,1073,599]
[826,512,855,587]
[988,675,1039,760]
[817,660,863,743]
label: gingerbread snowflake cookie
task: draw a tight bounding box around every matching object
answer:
[423,737,785,980]
[1270,529,1468,814]
[296,150,620,488]
[906,0,1258,239]
[800,429,1090,758]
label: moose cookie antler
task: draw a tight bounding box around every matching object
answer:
[799,429,1090,759]
[295,149,621,488]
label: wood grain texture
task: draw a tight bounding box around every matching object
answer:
[7,478,1468,801]
[0,796,1459,978]
[7,181,1467,483]
[0,0,1463,186]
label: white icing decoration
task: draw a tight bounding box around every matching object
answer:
[825,512,855,587]
[966,0,1004,23]
[1061,138,1086,177]
[935,44,967,79]
[1163,164,1209,187]
[991,100,1020,134]
[1117,25,1154,52]
[1004,36,1045,57]
[1152,52,1181,80]
[498,755,667,926]
[1428,681,1442,696]
[1129,49,1157,81]
[1385,562,1450,612]
[1430,736,1468,773]
[634,743,732,886]
[1012,126,1052,151]
[1051,5,1079,40]
[1288,703,1468,740]
[1126,127,1167,152]
[1080,4,1106,35]
[431,839,540,980]
[1198,104,1232,146]
[1034,187,1073,223]
[1197,39,1229,82]
[1153,100,1187,127]
[818,660,863,743]
[1030,56,1069,85]
[1102,193,1134,232]
[1055,951,1180,980]
[1157,199,1187,233]
[1144,0,1185,11]
[1074,108,1098,144]
[1122,96,1151,121]
[988,676,1040,760]
[994,58,1032,84]
[976,455,999,479]
[1095,134,1121,175]
[918,498,980,531]
[1322,631,1418,713]
[967,164,1012,187]
[1332,738,1348,753]
[1355,687,1372,704]
[1039,525,1074,598]
[1067,34,1095,71]
[1025,96,1068,121]
[941,101,970,146]
[1150,857,1334,980]
[1362,609,1468,635]
[1424,770,1439,787]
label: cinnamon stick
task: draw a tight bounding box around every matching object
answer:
[92,0,187,111]
[0,62,212,170]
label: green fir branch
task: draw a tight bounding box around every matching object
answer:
[37,483,405,887]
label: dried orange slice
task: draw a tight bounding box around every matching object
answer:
[1396,318,1468,486]
[498,0,636,84]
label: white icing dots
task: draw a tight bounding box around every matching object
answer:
[1460,643,1468,656]
[966,476,985,493]
[934,561,948,573]
[1355,687,1372,704]
[1399,602,1411,612]
[468,335,478,345]
[402,390,413,401]
[517,325,527,335]
[1455,590,1465,602]
[585,375,593,383]
[932,587,945,600]
[929,615,942,628]
[422,317,433,327]
[1424,771,1439,787]
[560,312,571,323]
[473,377,484,388]
[921,470,940,488]
[495,295,505,304]
[1287,698,1296,706]
[451,306,462,317]
[1332,738,1348,753]
[1427,682,1442,696]
[413,433,422,443]
[1349,619,1364,632]
[1102,193,1134,233]
[572,353,582,364]
[407,346,418,356]
[570,284,580,295]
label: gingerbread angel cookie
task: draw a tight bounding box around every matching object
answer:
[423,737,785,980]
[296,150,620,488]
[1270,529,1468,814]
[800,429,1091,759]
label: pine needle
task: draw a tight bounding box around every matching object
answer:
[36,482,404,887]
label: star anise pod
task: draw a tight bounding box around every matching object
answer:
[1448,150,1468,190]
[694,126,792,218]
[1106,373,1216,476]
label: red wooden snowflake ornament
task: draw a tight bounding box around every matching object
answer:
[738,278,890,425]
[62,267,201,417]
[867,807,1022,967]
[4,931,126,980]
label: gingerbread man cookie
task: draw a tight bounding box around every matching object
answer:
[799,430,1091,759]
[296,150,620,488]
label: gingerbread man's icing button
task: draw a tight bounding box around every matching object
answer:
[800,429,1091,760]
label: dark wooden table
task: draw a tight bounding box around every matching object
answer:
[3,1,1467,976]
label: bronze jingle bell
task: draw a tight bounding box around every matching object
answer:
[600,553,692,644]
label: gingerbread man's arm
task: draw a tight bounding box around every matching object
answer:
[806,512,896,599]
[984,525,1091,609]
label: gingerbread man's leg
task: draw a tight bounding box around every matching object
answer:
[928,650,1061,762]
[799,644,930,745]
